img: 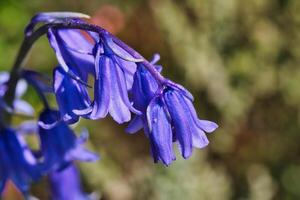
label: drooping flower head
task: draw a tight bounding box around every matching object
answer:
[127,64,218,165]
[47,25,143,124]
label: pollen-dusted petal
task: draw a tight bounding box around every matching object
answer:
[89,55,110,120]
[147,97,175,166]
[164,90,193,159]
[108,60,131,123]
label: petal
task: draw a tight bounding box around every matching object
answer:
[126,115,143,134]
[66,148,99,162]
[48,28,70,73]
[114,61,141,115]
[38,109,77,170]
[164,90,193,159]
[182,95,218,133]
[0,72,9,85]
[197,120,218,133]
[150,53,160,64]
[165,80,194,101]
[13,99,34,116]
[53,66,91,123]
[146,97,175,166]
[177,94,210,149]
[89,55,110,119]
[48,29,94,82]
[108,60,131,123]
[131,64,158,111]
[114,56,137,90]
[15,79,27,98]
[56,29,94,54]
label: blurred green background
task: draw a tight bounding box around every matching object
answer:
[1,0,300,199]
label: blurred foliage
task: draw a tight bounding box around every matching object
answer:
[1,0,300,199]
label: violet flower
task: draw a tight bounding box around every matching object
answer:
[126,62,218,166]
[85,32,143,123]
[53,66,91,124]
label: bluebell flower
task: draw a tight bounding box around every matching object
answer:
[77,32,142,123]
[126,55,162,134]
[48,27,143,124]
[0,127,40,195]
[148,84,218,165]
[53,66,91,123]
[127,63,218,165]
[49,164,97,200]
[38,109,99,171]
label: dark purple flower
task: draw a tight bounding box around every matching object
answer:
[0,127,40,195]
[49,164,97,200]
[38,109,99,171]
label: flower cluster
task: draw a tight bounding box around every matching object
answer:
[0,12,218,198]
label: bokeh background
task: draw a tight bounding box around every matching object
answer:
[1,0,300,199]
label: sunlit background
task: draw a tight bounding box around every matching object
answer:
[1,0,300,199]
